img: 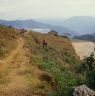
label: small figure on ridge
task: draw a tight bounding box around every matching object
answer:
[43,40,47,48]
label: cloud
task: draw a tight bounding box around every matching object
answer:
[0,7,10,13]
[0,0,95,19]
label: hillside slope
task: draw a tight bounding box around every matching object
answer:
[0,25,80,96]
[63,16,95,34]
[25,31,81,95]
[0,25,21,58]
[74,33,95,42]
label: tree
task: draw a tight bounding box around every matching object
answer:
[79,53,95,89]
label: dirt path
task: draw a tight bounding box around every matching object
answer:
[72,41,95,60]
[1,38,23,62]
[0,32,49,96]
[0,36,29,95]
[5,38,24,63]
[0,37,25,69]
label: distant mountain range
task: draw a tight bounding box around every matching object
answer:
[62,16,95,35]
[0,19,76,36]
[1,16,95,36]
[39,16,95,35]
[74,33,95,42]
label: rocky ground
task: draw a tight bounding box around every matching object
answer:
[73,85,95,96]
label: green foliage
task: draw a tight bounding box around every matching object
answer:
[78,53,95,89]
[39,59,81,96]
[25,31,81,96]
[30,54,43,65]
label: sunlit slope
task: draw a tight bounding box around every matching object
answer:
[0,26,80,96]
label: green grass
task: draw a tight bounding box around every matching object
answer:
[0,26,82,95]
[25,31,81,96]
[39,59,81,96]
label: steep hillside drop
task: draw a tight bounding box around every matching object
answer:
[0,25,81,96]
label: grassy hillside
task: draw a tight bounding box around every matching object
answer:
[0,25,20,58]
[25,31,80,70]
[0,26,81,96]
[25,31,81,95]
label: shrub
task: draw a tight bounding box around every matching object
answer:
[40,73,53,83]
[78,53,95,89]
[39,59,81,96]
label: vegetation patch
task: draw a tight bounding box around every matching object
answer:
[25,31,81,96]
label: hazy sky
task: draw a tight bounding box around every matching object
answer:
[0,0,95,20]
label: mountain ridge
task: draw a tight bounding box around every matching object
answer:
[0,19,77,36]
[62,16,95,34]
[74,33,95,42]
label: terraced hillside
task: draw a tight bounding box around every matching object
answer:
[0,25,81,96]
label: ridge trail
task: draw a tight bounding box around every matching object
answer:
[0,34,29,95]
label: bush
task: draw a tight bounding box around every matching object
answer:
[78,53,95,89]
[39,59,81,96]
[40,73,52,83]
